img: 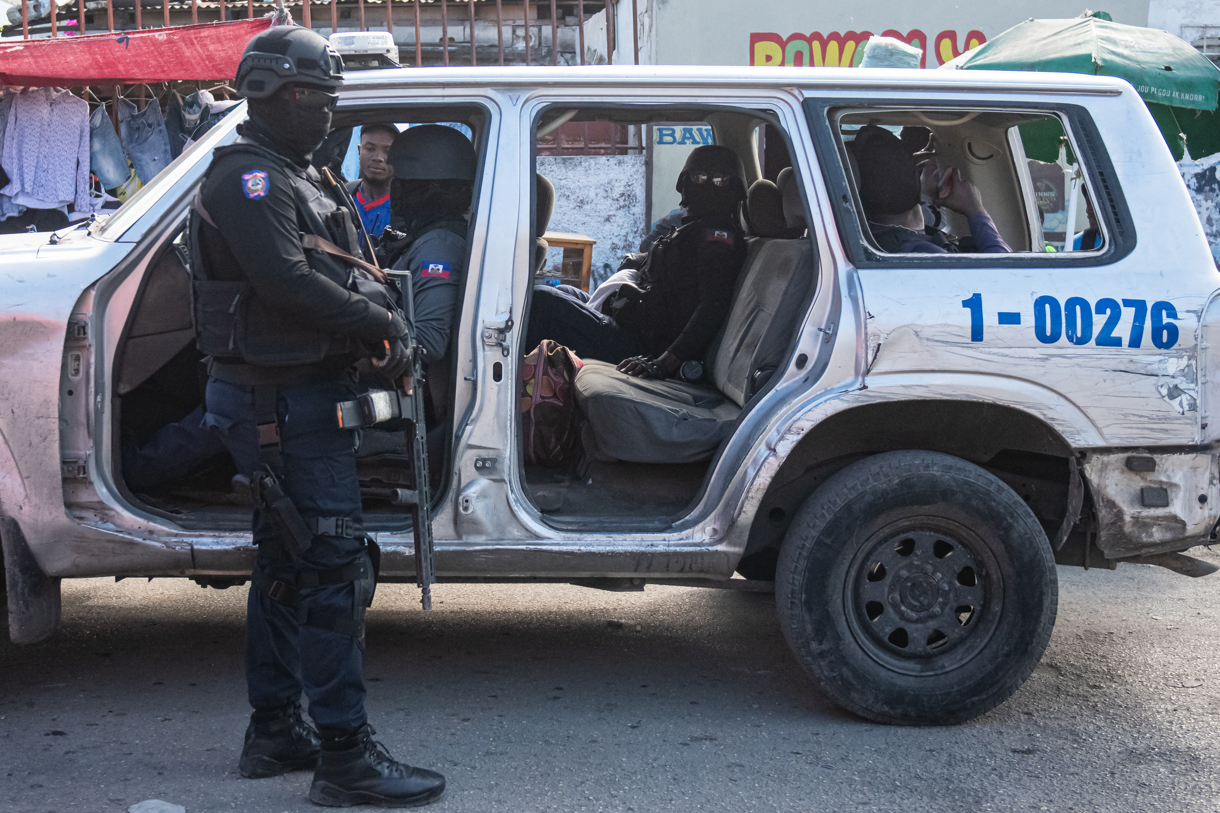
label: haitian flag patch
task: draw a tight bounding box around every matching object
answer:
[421,261,452,279]
[707,228,734,246]
[242,170,269,200]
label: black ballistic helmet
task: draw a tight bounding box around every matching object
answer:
[236,26,344,100]
[389,125,477,182]
[849,124,921,216]
[676,145,747,201]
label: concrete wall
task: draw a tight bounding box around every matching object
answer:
[537,154,647,289]
[584,0,654,66]
[1180,153,1220,265]
[650,0,1152,67]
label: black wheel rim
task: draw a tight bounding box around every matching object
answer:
[844,517,1003,676]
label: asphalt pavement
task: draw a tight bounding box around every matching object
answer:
[3,549,1220,812]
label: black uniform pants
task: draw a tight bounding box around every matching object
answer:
[525,284,644,363]
[205,376,370,736]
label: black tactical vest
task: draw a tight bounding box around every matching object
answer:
[189,140,393,367]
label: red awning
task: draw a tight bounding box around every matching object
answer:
[0,18,274,86]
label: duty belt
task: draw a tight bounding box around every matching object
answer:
[234,384,366,560]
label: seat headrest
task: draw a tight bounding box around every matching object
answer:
[776,167,806,233]
[536,173,555,238]
[745,179,785,238]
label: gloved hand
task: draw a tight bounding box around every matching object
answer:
[374,336,413,380]
[617,351,680,379]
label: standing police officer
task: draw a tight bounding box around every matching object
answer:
[189,25,445,808]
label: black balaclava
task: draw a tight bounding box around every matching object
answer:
[677,145,746,221]
[391,178,472,235]
[247,85,332,163]
[849,124,921,217]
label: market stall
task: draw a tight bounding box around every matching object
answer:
[0,13,279,232]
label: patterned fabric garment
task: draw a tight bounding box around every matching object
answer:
[0,87,92,213]
[0,91,25,221]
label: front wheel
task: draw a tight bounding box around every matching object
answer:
[775,450,1057,725]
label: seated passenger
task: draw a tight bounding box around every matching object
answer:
[525,145,748,380]
[850,124,1010,254]
[347,122,397,237]
[385,124,476,369]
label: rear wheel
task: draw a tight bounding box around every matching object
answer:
[775,450,1057,725]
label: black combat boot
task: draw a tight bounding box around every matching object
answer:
[239,701,322,778]
[309,725,445,808]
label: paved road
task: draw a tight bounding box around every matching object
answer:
[3,551,1220,813]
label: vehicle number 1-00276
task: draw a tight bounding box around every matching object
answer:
[960,294,1179,349]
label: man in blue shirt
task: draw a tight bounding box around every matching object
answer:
[347,122,397,236]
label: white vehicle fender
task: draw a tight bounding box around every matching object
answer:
[729,372,1104,535]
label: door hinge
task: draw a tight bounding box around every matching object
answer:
[482,317,514,357]
[473,457,501,476]
[61,453,89,480]
[67,316,88,342]
[818,322,835,343]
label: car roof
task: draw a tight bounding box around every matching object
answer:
[339,64,1130,98]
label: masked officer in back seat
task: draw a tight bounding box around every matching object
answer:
[189,25,445,808]
[525,144,748,380]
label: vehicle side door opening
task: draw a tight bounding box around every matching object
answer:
[516,105,819,526]
[103,105,489,531]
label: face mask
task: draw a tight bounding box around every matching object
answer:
[392,178,472,232]
[249,87,336,160]
[681,179,738,220]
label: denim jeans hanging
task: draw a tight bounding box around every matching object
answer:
[89,104,129,190]
[163,91,188,160]
[117,96,173,185]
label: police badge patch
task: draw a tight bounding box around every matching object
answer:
[420,261,452,280]
[242,170,269,200]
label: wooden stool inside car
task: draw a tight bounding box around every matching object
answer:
[541,232,596,292]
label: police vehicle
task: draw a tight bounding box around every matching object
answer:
[3,66,1216,725]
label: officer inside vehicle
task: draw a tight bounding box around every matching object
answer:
[851,123,1011,254]
[524,144,748,380]
[355,125,475,460]
[386,124,475,368]
[189,25,445,808]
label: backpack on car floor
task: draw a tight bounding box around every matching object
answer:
[521,339,583,468]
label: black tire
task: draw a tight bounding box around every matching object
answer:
[775,450,1057,725]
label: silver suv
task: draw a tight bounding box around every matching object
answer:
[3,65,1216,725]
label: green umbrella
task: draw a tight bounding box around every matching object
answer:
[948,11,1220,159]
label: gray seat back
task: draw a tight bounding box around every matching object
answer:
[535,173,555,272]
[707,176,813,408]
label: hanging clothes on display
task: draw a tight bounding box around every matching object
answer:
[164,88,240,159]
[0,86,93,215]
[89,103,129,190]
[0,90,22,221]
[117,94,173,185]
[167,89,204,158]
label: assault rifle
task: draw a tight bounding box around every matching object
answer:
[335,275,435,612]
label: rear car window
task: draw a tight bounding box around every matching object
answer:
[826,107,1110,259]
